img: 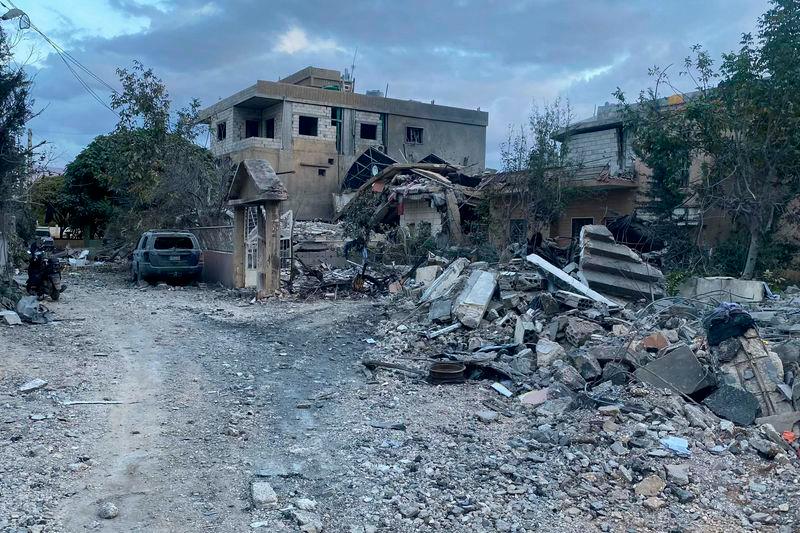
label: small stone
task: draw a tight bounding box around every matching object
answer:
[777,503,789,513]
[97,502,118,519]
[749,512,772,524]
[475,410,499,423]
[664,464,690,486]
[671,487,694,503]
[598,405,621,417]
[398,503,420,518]
[634,475,666,497]
[642,497,665,511]
[251,481,278,509]
[748,481,767,494]
[610,441,628,455]
[18,379,48,393]
[295,498,317,511]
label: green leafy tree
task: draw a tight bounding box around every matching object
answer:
[493,99,579,243]
[0,26,33,282]
[63,62,228,243]
[29,173,69,235]
[618,0,800,278]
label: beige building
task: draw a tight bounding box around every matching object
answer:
[199,67,488,221]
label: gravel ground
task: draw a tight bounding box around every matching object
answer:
[0,268,798,532]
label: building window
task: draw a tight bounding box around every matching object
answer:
[571,217,594,241]
[216,122,226,141]
[509,219,528,244]
[360,123,378,140]
[318,168,326,176]
[298,116,318,136]
[265,118,275,139]
[245,120,259,138]
[406,126,423,144]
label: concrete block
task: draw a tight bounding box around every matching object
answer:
[454,270,497,328]
[678,277,766,303]
[420,257,469,303]
[415,265,442,287]
[536,338,566,368]
[428,299,452,323]
[0,310,22,325]
[634,345,716,395]
[514,316,537,345]
[703,385,761,426]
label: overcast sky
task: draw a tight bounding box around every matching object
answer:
[8,0,768,170]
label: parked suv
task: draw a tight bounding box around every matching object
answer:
[131,230,203,283]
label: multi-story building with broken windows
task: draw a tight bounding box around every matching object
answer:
[199,66,488,221]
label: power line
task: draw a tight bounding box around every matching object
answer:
[1,0,119,115]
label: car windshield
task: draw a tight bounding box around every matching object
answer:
[153,236,194,250]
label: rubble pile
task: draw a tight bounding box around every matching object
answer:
[352,239,800,530]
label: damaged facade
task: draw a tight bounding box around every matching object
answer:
[198,66,488,221]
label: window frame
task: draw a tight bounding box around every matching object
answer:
[245,119,260,139]
[264,117,275,139]
[298,115,319,137]
[360,122,378,141]
[405,126,423,144]
[216,122,227,141]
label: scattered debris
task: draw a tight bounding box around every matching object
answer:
[18,378,48,393]
[16,295,53,324]
[0,309,21,325]
[97,501,119,519]
[250,481,278,509]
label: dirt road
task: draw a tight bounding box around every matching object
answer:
[1,269,380,532]
[5,269,795,533]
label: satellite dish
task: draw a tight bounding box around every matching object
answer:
[371,164,379,176]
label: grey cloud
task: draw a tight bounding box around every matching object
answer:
[24,0,768,168]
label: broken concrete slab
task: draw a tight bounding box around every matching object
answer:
[0,310,22,326]
[703,385,761,426]
[572,352,602,380]
[580,254,664,282]
[555,364,586,391]
[536,338,566,368]
[415,265,442,286]
[754,412,800,433]
[581,269,664,300]
[578,225,664,300]
[526,253,619,309]
[420,257,470,303]
[428,299,452,323]
[454,270,497,329]
[634,345,716,395]
[678,276,767,303]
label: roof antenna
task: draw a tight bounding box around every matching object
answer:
[350,48,358,80]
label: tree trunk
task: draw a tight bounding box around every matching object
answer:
[741,227,761,280]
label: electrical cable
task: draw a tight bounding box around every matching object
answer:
[1,0,119,115]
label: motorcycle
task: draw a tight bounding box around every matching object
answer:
[26,245,66,301]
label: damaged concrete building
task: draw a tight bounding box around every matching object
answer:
[198,66,488,221]
[480,95,731,249]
